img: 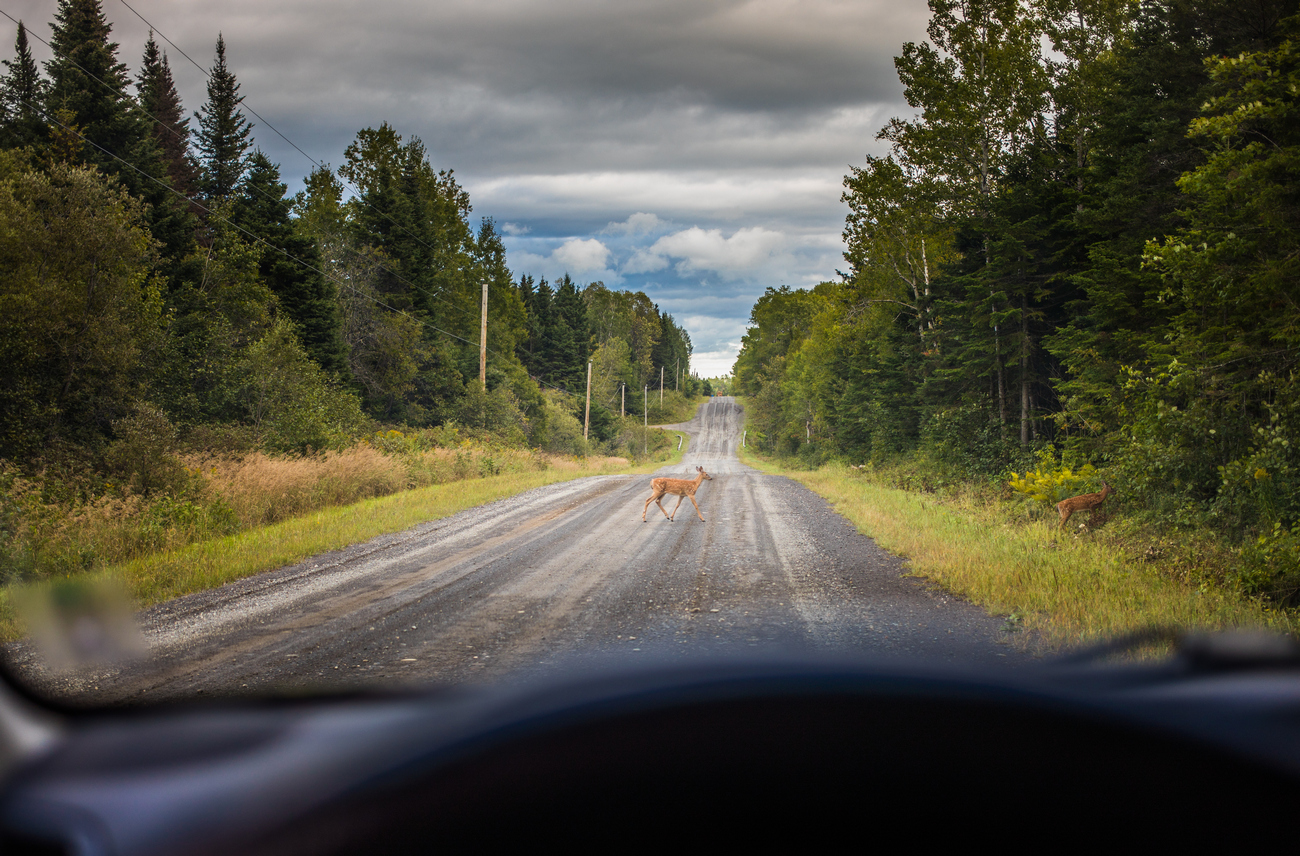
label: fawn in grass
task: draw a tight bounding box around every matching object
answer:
[643,466,713,522]
[1056,480,1114,530]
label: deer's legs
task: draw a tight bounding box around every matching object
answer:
[669,494,685,521]
[689,494,704,521]
[644,490,672,521]
[644,491,666,521]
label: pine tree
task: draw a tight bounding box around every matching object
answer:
[46,0,188,262]
[553,274,590,389]
[194,34,253,200]
[137,32,196,196]
[0,21,48,149]
[45,0,132,154]
[233,151,349,378]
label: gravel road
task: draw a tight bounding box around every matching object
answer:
[16,397,1030,704]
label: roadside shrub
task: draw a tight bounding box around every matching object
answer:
[1008,450,1103,519]
[540,395,590,456]
[452,384,529,445]
[1212,406,1300,533]
[1236,523,1300,607]
[104,404,191,497]
[920,400,1014,477]
[235,320,372,453]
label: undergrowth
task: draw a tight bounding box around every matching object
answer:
[0,424,676,590]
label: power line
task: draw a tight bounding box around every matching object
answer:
[15,95,582,398]
[18,92,483,354]
[111,0,483,307]
[0,4,483,328]
[0,15,627,401]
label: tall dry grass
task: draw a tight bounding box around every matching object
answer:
[0,439,678,641]
[0,441,638,587]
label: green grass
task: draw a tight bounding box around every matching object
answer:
[1,437,686,642]
[739,449,1297,651]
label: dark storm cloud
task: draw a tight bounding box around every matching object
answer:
[0,0,933,375]
[233,0,918,110]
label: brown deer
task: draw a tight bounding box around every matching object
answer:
[643,466,713,522]
[1056,481,1114,530]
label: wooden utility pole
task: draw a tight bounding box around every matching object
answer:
[660,366,664,407]
[479,280,488,389]
[583,361,592,441]
[643,385,648,456]
[675,359,679,392]
[621,383,625,418]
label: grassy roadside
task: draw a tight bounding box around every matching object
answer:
[737,446,1297,651]
[1,438,686,643]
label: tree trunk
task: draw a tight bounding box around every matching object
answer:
[1020,294,1030,447]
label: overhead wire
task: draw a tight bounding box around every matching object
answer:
[112,0,485,305]
[0,6,667,401]
[10,90,583,398]
[0,4,485,330]
[13,91,483,355]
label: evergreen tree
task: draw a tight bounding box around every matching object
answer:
[517,274,541,371]
[552,274,590,390]
[474,218,528,364]
[46,0,189,263]
[0,21,48,150]
[194,34,253,200]
[45,0,133,156]
[1046,0,1299,455]
[532,278,571,386]
[232,151,350,378]
[137,32,196,197]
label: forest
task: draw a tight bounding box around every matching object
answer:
[734,0,1300,602]
[0,1,703,585]
[0,0,702,458]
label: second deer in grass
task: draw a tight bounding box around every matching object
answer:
[1056,481,1114,530]
[643,466,713,522]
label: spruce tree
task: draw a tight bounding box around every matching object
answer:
[137,32,196,196]
[45,0,132,155]
[233,151,349,378]
[46,0,188,262]
[553,274,590,389]
[0,21,48,150]
[194,34,253,200]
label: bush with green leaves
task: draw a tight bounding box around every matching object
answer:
[235,320,372,452]
[1008,450,1102,516]
[1236,523,1300,607]
[104,405,190,497]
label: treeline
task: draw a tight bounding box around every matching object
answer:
[736,0,1300,541]
[0,0,699,471]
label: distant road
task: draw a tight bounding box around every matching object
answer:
[27,397,1027,703]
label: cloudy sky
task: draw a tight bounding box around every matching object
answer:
[2,0,931,376]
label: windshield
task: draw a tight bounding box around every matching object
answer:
[2,0,1298,707]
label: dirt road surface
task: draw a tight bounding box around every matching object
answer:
[17,397,1029,704]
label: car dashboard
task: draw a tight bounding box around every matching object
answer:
[2,631,1300,852]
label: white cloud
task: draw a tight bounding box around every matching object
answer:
[623,247,671,275]
[500,222,530,236]
[691,348,743,378]
[632,226,787,279]
[552,238,611,273]
[472,170,843,228]
[506,238,619,284]
[602,212,664,236]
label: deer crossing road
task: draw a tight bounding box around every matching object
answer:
[20,397,1027,703]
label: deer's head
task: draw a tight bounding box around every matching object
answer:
[697,466,713,480]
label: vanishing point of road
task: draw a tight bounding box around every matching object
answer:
[33,397,1029,703]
